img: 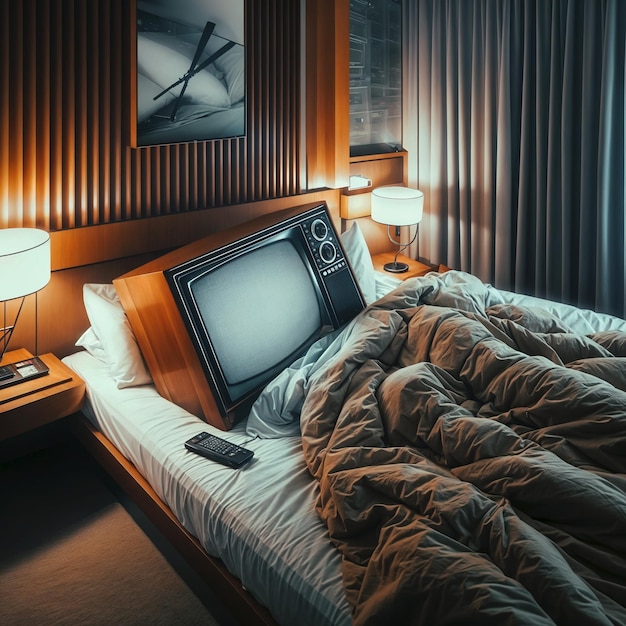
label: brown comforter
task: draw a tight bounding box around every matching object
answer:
[298,272,626,625]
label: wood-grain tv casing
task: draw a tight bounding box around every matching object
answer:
[114,201,365,431]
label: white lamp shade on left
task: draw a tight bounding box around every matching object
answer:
[371,186,424,226]
[0,228,51,301]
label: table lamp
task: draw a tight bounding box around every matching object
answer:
[371,186,424,273]
[0,229,51,361]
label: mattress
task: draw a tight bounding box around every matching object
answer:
[62,351,351,626]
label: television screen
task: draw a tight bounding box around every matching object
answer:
[189,238,322,402]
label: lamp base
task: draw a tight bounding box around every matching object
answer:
[383,261,409,273]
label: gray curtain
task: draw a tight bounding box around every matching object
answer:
[403,0,626,317]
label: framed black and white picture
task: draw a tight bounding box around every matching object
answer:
[134,0,245,147]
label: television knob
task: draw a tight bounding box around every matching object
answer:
[311,219,328,241]
[319,241,337,264]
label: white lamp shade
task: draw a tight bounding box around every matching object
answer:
[371,186,424,226]
[0,228,51,301]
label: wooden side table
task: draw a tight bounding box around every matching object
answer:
[371,252,436,280]
[0,349,85,442]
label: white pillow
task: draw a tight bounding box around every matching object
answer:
[81,284,152,389]
[75,326,107,363]
[137,33,231,110]
[340,222,377,305]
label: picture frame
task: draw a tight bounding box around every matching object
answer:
[133,0,245,147]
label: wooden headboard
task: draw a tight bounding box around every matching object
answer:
[10,191,340,359]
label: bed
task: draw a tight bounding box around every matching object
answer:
[63,225,626,625]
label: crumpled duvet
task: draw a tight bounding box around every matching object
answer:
[253,271,626,625]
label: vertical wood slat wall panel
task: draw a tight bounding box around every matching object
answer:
[23,0,37,227]
[0,0,300,232]
[0,2,7,227]
[35,0,51,229]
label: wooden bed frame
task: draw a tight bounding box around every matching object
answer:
[70,413,276,625]
[27,192,342,625]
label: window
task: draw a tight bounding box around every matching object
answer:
[349,0,402,156]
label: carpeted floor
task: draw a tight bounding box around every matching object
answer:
[0,440,227,625]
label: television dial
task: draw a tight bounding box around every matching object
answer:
[311,218,328,241]
[319,241,337,264]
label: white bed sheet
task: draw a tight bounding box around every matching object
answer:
[62,351,351,626]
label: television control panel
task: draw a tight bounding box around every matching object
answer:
[303,215,348,277]
[300,207,365,327]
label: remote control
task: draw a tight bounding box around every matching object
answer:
[185,432,254,468]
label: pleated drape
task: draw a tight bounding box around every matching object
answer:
[405,0,626,318]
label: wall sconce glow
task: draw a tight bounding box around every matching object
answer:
[371,186,424,272]
[0,229,51,360]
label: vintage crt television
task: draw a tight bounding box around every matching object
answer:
[114,201,366,430]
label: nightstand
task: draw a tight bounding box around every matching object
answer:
[371,252,436,279]
[0,349,85,442]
